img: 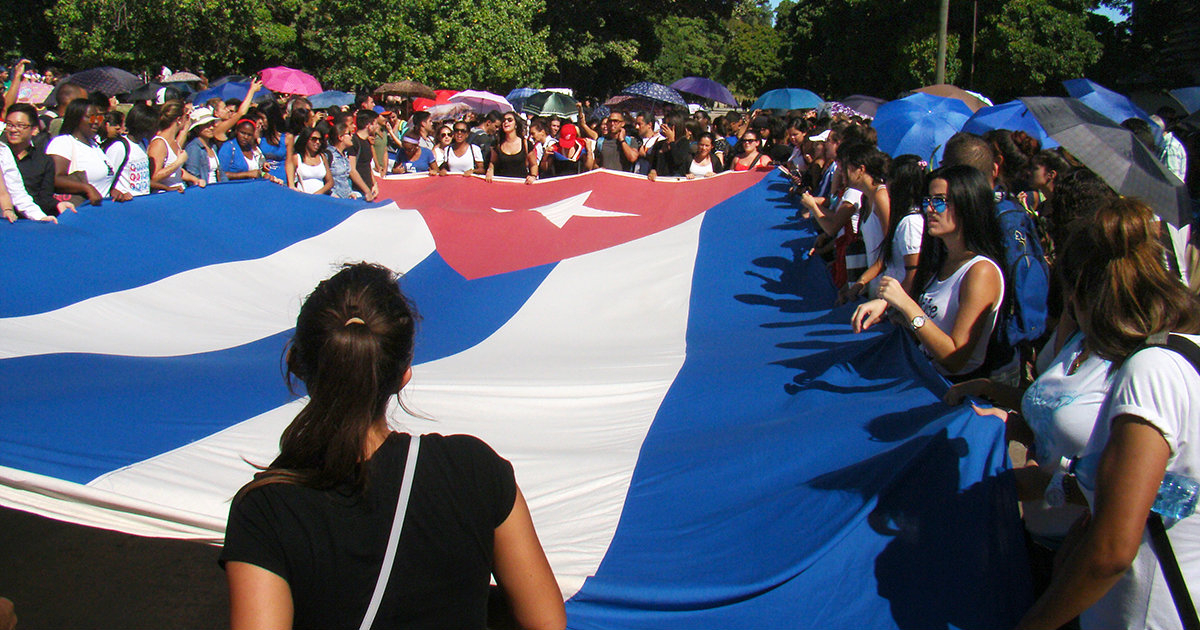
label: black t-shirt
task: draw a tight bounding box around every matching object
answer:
[221,433,516,630]
[346,134,375,191]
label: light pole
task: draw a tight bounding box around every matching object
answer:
[936,0,950,84]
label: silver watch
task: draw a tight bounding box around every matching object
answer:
[910,315,926,330]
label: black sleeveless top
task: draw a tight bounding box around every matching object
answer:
[492,137,529,178]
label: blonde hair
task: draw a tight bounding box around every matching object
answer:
[1059,197,1200,364]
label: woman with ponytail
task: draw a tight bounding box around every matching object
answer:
[1017,198,1200,630]
[221,263,565,630]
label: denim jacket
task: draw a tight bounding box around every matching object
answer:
[184,138,226,183]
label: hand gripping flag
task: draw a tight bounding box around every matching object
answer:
[0,171,1030,628]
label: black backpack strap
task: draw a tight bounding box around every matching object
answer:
[1147,513,1200,630]
[1138,332,1200,630]
[106,137,132,196]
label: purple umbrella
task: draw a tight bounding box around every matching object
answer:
[670,77,737,107]
[619,82,688,107]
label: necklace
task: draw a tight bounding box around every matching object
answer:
[1067,345,1091,376]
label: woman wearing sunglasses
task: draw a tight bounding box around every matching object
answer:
[730,132,770,172]
[486,113,537,184]
[438,122,484,176]
[45,98,129,205]
[851,164,1007,379]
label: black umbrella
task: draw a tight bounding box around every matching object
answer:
[1021,96,1191,227]
[62,66,143,96]
[120,82,164,103]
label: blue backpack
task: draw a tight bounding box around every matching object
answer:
[988,193,1050,373]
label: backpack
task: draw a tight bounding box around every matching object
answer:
[962,193,1050,383]
[995,194,1050,347]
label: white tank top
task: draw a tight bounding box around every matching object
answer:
[151,136,184,189]
[295,155,328,194]
[688,157,715,177]
[917,255,1005,376]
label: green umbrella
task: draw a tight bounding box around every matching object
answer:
[522,91,578,118]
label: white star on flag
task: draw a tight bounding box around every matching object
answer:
[493,191,638,228]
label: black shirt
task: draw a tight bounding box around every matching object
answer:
[650,138,693,177]
[6,141,58,215]
[346,134,375,192]
[221,433,516,630]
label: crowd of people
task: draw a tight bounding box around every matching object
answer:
[4,58,1200,630]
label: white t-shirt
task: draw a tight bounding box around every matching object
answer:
[1079,333,1200,630]
[917,255,1005,376]
[1020,331,1113,542]
[105,139,151,197]
[860,188,886,291]
[439,143,483,174]
[46,134,116,195]
[883,210,925,285]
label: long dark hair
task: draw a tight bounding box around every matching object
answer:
[59,98,92,139]
[243,263,418,495]
[878,155,927,266]
[912,165,1007,297]
[259,101,287,145]
[293,125,327,157]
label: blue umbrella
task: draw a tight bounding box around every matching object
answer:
[309,90,355,108]
[670,77,737,107]
[1063,78,1155,127]
[211,75,250,87]
[962,100,1059,149]
[506,87,540,111]
[191,81,274,105]
[874,92,973,167]
[619,81,688,107]
[752,88,823,111]
[1169,87,1200,115]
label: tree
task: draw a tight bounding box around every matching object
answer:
[719,19,784,100]
[651,16,725,84]
[973,0,1103,98]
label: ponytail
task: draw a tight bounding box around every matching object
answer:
[241,263,417,496]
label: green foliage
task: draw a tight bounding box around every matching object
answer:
[45,0,549,92]
[651,16,725,84]
[896,32,962,88]
[719,19,784,99]
[773,0,1106,101]
[975,0,1102,98]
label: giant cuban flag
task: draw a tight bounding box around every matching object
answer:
[0,171,1031,628]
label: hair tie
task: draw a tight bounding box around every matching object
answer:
[344,317,366,327]
[917,160,929,169]
[236,118,257,128]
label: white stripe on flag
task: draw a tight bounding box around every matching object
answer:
[0,204,435,359]
[84,212,705,597]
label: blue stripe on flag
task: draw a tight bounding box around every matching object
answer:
[565,173,1030,628]
[0,239,553,485]
[1,181,369,318]
[401,252,555,364]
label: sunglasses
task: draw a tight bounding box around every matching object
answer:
[453,128,469,133]
[87,115,105,125]
[922,195,948,214]
[438,133,451,138]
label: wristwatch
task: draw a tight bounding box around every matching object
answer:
[910,315,926,330]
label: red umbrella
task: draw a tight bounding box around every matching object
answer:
[259,66,322,96]
[412,90,459,112]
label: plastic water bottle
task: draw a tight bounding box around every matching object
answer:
[1067,453,1199,520]
[1154,473,1200,520]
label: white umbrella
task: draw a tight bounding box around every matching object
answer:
[448,90,514,114]
[426,102,473,122]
